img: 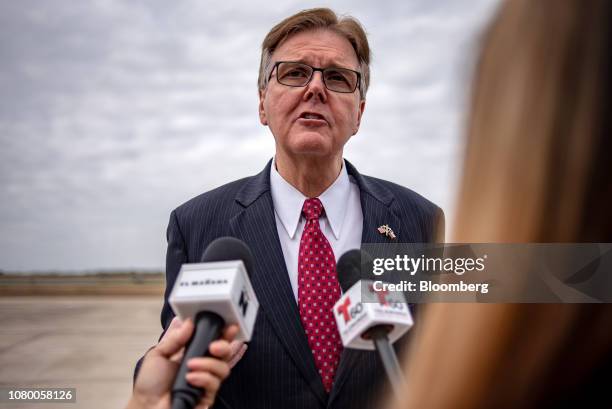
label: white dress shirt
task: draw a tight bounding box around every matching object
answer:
[270,157,363,300]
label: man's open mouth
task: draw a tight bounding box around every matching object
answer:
[299,112,327,122]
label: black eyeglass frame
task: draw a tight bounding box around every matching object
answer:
[268,61,362,94]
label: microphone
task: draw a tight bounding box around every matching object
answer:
[168,237,259,409]
[333,249,412,398]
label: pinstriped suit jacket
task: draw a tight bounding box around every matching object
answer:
[158,159,444,409]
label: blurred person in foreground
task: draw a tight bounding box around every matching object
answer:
[387,1,612,409]
[127,318,238,409]
[138,7,444,409]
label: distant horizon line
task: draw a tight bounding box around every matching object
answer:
[0,268,164,276]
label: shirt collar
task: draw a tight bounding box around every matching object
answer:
[270,157,350,240]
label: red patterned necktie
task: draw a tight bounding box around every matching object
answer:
[298,198,344,393]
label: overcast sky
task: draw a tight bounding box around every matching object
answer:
[0,0,500,272]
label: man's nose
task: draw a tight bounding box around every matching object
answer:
[303,71,327,103]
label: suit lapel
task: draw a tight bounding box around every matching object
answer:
[229,160,328,406]
[329,161,402,405]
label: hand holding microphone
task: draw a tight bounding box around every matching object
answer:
[129,237,259,409]
[128,317,237,409]
[168,237,260,409]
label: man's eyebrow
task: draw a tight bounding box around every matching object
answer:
[289,59,357,70]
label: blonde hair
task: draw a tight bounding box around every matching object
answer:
[455,0,611,242]
[258,8,371,99]
[392,1,612,408]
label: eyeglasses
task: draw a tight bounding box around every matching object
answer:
[269,61,361,93]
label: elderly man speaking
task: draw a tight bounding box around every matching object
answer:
[147,8,443,409]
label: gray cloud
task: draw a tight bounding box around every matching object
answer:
[0,0,499,271]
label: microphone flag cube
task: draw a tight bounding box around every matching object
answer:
[169,260,259,342]
[333,280,413,350]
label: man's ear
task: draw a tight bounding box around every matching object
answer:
[258,89,268,126]
[353,99,366,135]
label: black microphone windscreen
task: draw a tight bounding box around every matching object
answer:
[201,237,255,276]
[337,249,365,292]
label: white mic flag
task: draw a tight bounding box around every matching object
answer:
[333,280,413,350]
[169,260,259,342]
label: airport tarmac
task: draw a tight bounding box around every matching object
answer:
[0,296,163,409]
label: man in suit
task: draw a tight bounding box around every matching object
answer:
[140,7,444,409]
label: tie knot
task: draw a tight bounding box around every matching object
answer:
[302,198,324,221]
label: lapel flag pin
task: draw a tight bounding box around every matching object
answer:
[377,224,396,240]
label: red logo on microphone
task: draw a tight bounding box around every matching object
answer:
[337,297,352,323]
[336,296,364,324]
